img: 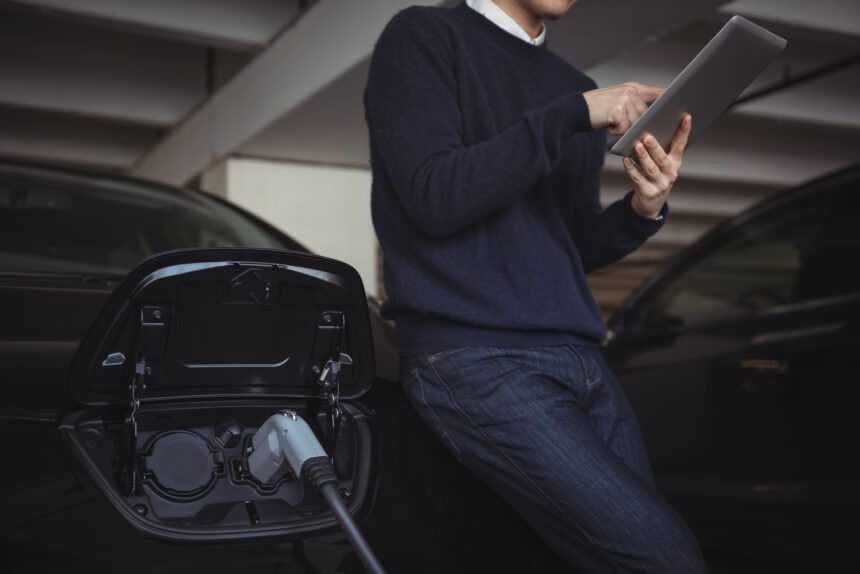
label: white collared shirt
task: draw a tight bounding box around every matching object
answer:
[466,0,546,46]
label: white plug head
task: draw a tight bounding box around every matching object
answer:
[247,410,328,484]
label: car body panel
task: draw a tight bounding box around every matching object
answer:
[603,163,860,571]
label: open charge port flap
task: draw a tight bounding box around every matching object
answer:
[82,404,360,527]
[63,401,371,540]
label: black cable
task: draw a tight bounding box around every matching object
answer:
[320,483,385,574]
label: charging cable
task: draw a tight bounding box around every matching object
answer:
[247,410,385,574]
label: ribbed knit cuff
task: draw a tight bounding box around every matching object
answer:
[619,189,669,236]
[544,91,594,141]
[565,91,594,134]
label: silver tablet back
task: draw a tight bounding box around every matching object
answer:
[609,15,787,157]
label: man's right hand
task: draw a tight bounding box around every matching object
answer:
[583,82,665,135]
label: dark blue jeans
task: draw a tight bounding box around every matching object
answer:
[399,343,708,573]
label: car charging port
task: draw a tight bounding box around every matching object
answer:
[137,430,225,502]
[229,434,296,495]
[247,410,384,574]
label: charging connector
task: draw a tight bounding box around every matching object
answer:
[248,411,384,574]
[247,410,332,486]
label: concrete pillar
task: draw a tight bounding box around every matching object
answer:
[201,157,378,297]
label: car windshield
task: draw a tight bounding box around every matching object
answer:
[0,166,294,277]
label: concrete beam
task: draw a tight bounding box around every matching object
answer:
[237,58,373,167]
[7,0,301,50]
[132,0,442,184]
[0,10,239,127]
[722,0,860,40]
[732,64,860,130]
[0,106,159,171]
[603,113,860,187]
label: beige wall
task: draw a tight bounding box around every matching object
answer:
[201,157,378,297]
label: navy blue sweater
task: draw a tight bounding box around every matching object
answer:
[364,1,668,356]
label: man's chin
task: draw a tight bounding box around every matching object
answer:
[535,3,577,21]
[540,12,566,21]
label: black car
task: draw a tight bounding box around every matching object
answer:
[0,161,568,574]
[603,163,860,573]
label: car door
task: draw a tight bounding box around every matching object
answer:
[603,185,845,562]
[775,181,860,567]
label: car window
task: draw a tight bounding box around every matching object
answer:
[639,192,829,331]
[793,181,860,302]
[0,169,292,276]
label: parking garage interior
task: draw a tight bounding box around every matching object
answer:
[1,1,859,572]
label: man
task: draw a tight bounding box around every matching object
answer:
[364,0,707,571]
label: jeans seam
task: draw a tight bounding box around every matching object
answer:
[569,345,602,403]
[412,366,463,462]
[586,352,603,390]
[428,345,471,364]
[427,358,624,573]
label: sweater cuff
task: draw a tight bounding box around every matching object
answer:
[620,189,668,236]
[544,91,594,141]
[566,91,594,134]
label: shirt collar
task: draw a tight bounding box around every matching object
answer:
[466,0,546,46]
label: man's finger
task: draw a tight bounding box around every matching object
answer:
[635,141,662,182]
[623,156,646,185]
[643,133,671,171]
[625,104,640,133]
[611,113,630,136]
[633,95,648,118]
[630,83,665,103]
[669,114,692,159]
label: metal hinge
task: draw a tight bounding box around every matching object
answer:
[117,306,163,495]
[317,352,352,421]
[117,357,145,495]
[129,359,145,438]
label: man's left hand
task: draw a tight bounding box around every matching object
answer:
[622,114,692,219]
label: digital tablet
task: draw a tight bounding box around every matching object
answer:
[609,15,787,157]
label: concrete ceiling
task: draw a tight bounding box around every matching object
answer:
[0,0,304,170]
[2,0,858,315]
[5,0,856,185]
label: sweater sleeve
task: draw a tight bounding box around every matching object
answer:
[364,8,593,238]
[567,129,669,273]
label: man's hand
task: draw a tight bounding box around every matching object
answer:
[583,82,664,135]
[623,114,692,219]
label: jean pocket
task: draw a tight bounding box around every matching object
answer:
[568,345,604,396]
[585,351,603,389]
[427,345,473,365]
[425,345,491,392]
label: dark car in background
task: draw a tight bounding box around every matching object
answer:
[0,161,568,574]
[602,163,860,573]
